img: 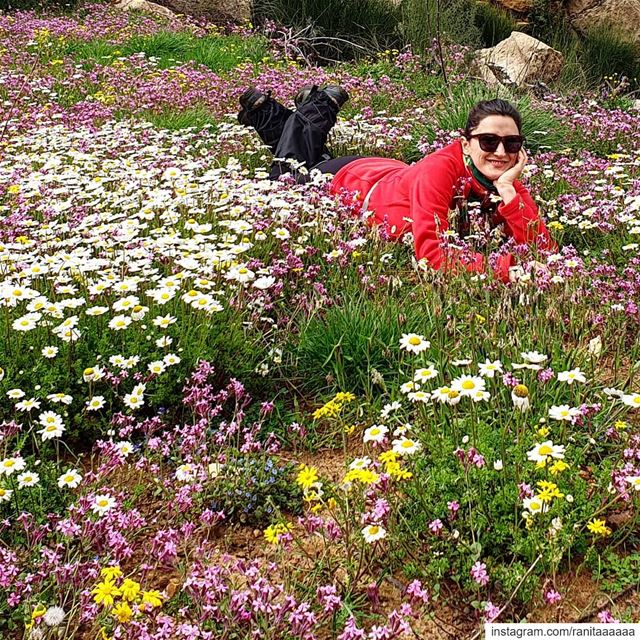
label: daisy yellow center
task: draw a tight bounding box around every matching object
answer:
[633,397,640,405]
[408,337,421,345]
[513,384,529,397]
[370,428,380,436]
[97,499,109,507]
[4,460,15,468]
[45,425,57,432]
[64,475,74,482]
[369,525,379,535]
[539,445,553,455]
[401,440,414,448]
[530,502,541,511]
[462,380,475,390]
[560,410,569,417]
[238,268,248,274]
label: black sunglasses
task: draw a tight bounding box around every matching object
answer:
[467,133,525,154]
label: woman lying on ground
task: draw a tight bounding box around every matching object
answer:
[237,86,557,282]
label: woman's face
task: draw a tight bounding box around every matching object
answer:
[461,115,520,182]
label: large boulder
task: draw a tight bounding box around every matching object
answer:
[113,0,251,22]
[113,0,177,20]
[565,0,640,46]
[473,31,564,88]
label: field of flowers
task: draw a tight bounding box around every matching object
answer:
[1,2,640,638]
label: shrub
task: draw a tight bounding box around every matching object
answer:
[0,0,80,10]
[579,25,640,89]
[206,455,303,525]
[252,0,401,61]
[474,0,517,47]
[294,294,432,397]
[400,0,482,53]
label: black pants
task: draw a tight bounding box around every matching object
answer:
[242,91,360,181]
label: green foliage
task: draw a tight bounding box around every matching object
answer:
[253,0,402,60]
[205,454,303,525]
[63,31,271,71]
[0,0,81,10]
[473,0,517,47]
[400,0,481,52]
[591,548,640,594]
[140,107,219,131]
[579,26,640,89]
[294,294,431,396]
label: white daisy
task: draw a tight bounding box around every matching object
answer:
[361,524,386,543]
[399,333,430,354]
[557,368,586,384]
[363,424,388,443]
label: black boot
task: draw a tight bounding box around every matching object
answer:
[269,85,349,180]
[237,87,293,154]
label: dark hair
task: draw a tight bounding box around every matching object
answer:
[464,99,522,137]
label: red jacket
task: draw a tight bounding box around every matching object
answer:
[329,140,556,282]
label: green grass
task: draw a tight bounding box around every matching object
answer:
[580,26,640,88]
[473,0,517,47]
[293,293,434,397]
[253,0,402,60]
[139,106,220,131]
[62,31,272,71]
[400,0,481,52]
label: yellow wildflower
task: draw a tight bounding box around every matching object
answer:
[296,464,319,490]
[141,590,163,608]
[587,518,611,537]
[120,578,141,602]
[549,460,569,475]
[385,460,413,480]
[537,426,550,438]
[101,566,122,581]
[92,579,121,607]
[615,420,628,431]
[112,601,132,623]
[537,481,564,503]
[343,468,379,485]
[334,392,356,404]
[378,450,399,464]
[263,522,293,544]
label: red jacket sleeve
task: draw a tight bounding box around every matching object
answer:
[496,182,557,252]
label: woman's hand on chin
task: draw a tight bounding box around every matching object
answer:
[494,149,527,204]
